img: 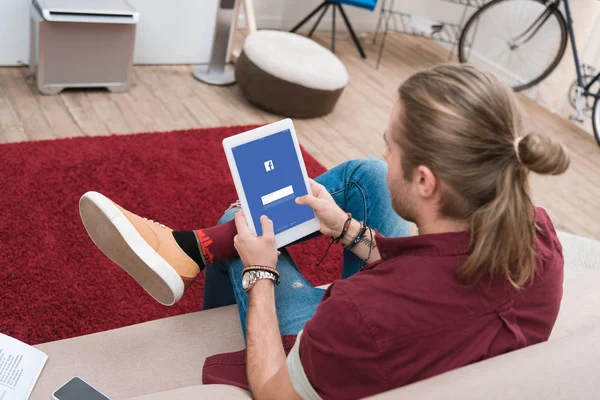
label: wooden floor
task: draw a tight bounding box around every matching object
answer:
[1,33,599,240]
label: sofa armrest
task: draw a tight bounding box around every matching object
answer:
[125,384,250,399]
[32,305,245,400]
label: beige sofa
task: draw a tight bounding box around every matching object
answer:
[32,231,600,400]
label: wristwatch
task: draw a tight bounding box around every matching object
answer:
[242,269,278,292]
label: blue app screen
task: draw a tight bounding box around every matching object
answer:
[232,129,315,236]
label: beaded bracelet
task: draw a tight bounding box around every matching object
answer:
[243,264,280,276]
[336,213,353,242]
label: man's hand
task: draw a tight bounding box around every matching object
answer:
[234,212,278,268]
[236,213,302,400]
[296,179,348,238]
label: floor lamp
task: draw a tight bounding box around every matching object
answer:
[192,0,256,86]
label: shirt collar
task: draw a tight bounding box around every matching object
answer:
[376,230,472,260]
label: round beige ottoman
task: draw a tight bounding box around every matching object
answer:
[235,30,349,118]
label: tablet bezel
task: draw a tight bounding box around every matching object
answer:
[222,119,321,249]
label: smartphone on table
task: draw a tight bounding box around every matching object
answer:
[52,377,110,400]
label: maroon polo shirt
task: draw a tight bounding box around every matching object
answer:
[203,207,564,399]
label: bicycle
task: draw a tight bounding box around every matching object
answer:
[457,0,600,147]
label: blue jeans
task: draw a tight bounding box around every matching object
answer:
[203,158,410,338]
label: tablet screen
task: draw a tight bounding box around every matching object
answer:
[231,129,315,236]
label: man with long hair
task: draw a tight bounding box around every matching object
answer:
[80,64,569,399]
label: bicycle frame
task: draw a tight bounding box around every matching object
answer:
[510,0,600,98]
[563,0,600,98]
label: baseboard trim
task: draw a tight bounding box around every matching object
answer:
[238,15,379,33]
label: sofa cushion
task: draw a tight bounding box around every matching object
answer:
[558,231,600,280]
[551,271,600,339]
[550,232,600,339]
[368,323,600,400]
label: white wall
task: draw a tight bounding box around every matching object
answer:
[0,0,220,66]
[0,0,467,66]
[0,0,394,66]
[0,0,30,66]
[252,0,466,33]
[129,0,218,64]
[253,0,381,31]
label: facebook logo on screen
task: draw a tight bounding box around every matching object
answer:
[232,129,315,236]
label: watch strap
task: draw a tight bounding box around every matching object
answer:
[243,269,279,292]
[243,265,279,280]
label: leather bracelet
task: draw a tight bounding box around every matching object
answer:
[316,212,352,267]
[243,265,279,276]
[344,222,367,250]
[243,265,280,284]
[348,224,368,250]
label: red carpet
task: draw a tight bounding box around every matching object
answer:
[0,126,342,345]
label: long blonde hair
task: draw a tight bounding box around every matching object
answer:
[397,64,569,287]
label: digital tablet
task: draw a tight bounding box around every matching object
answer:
[222,119,321,248]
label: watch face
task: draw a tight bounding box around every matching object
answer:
[242,272,251,290]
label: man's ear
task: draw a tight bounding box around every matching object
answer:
[415,165,437,199]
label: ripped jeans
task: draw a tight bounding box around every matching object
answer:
[202,158,410,338]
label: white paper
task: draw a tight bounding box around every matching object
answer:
[0,334,48,400]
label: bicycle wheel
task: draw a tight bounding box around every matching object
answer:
[591,95,600,147]
[458,0,567,92]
